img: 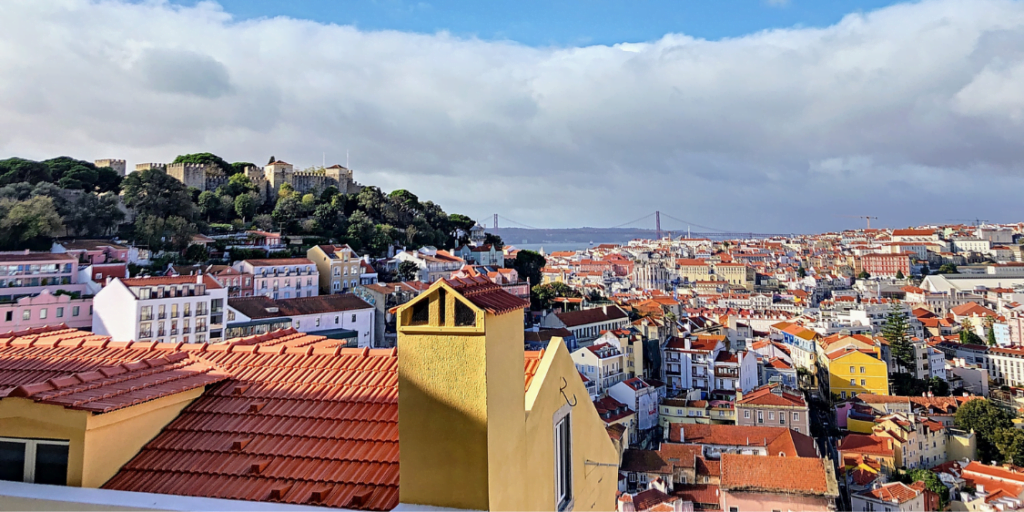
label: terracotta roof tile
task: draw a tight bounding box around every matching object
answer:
[720,454,836,496]
[442,277,528,315]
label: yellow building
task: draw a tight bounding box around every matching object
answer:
[821,347,890,399]
[397,277,619,511]
[307,243,362,293]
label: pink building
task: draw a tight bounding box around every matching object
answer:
[0,289,93,331]
[53,239,130,264]
[0,252,87,300]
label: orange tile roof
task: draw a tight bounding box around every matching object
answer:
[443,276,529,315]
[720,454,836,496]
[858,482,920,503]
[524,350,544,392]
[5,352,227,413]
[669,424,817,458]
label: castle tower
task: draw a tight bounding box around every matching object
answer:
[263,159,294,195]
[396,278,528,510]
[94,159,126,176]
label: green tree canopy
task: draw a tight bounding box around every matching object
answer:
[510,250,546,288]
[230,162,256,175]
[532,282,580,310]
[882,301,914,372]
[955,398,1013,461]
[398,261,420,281]
[173,153,232,175]
[857,270,871,279]
[122,168,195,220]
[994,428,1024,465]
[234,193,258,222]
[937,263,959,274]
[0,158,52,186]
[896,469,949,508]
[0,195,63,250]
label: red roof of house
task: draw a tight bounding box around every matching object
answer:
[669,424,817,458]
[5,351,227,413]
[443,276,529,315]
[858,482,920,504]
[720,454,836,496]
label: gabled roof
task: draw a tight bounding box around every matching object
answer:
[669,424,817,457]
[857,482,920,503]
[736,384,806,407]
[443,276,528,315]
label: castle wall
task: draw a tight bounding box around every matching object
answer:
[95,159,126,176]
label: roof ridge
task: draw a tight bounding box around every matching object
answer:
[10,353,196,400]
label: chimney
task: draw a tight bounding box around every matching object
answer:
[603,305,608,315]
[396,281,528,510]
[196,274,203,284]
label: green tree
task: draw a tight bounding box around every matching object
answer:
[448,213,476,243]
[937,263,959,274]
[166,216,198,252]
[509,250,546,288]
[920,265,930,277]
[895,269,905,279]
[356,186,387,223]
[63,192,125,236]
[230,162,256,175]
[0,157,51,185]
[484,233,504,249]
[346,211,375,250]
[955,398,1013,461]
[797,266,807,278]
[882,301,913,373]
[532,282,581,310]
[857,270,871,279]
[271,194,304,230]
[252,214,274,231]
[960,318,984,344]
[172,153,232,175]
[368,224,398,255]
[896,469,949,508]
[122,168,195,220]
[985,316,997,346]
[183,243,210,263]
[234,193,257,223]
[398,261,420,281]
[994,428,1024,465]
[218,173,257,197]
[0,196,63,250]
[198,191,221,221]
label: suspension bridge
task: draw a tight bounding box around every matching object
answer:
[478,211,795,240]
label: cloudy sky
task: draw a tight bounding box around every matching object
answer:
[3,0,1024,232]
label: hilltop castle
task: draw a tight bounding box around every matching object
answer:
[134,159,363,200]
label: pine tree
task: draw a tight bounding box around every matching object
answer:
[883,300,914,372]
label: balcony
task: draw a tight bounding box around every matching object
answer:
[138,331,152,339]
[158,313,166,320]
[170,329,179,336]
[157,330,166,337]
[182,327,191,334]
[140,314,153,321]
[196,326,207,333]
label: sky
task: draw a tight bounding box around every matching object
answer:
[3,0,1024,232]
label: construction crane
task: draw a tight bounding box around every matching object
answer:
[839,215,879,229]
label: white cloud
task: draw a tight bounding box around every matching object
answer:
[2,0,1024,231]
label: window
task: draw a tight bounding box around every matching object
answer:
[0,437,70,485]
[140,305,152,321]
[56,307,63,318]
[315,318,321,328]
[850,366,855,373]
[850,378,856,385]
[841,391,847,399]
[4,311,10,322]
[793,412,799,421]
[72,306,79,317]
[860,366,866,373]
[861,379,866,386]
[39,308,47,320]
[352,314,357,323]
[23,310,30,321]
[554,414,572,511]
[227,311,235,321]
[757,411,763,424]
[744,410,750,419]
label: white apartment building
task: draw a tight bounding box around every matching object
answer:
[662,335,726,392]
[571,343,626,395]
[225,294,376,348]
[391,247,464,283]
[92,275,228,344]
[234,258,319,299]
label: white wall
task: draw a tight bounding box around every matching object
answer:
[91,280,140,341]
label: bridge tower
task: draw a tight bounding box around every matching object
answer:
[655,211,662,240]
[493,214,498,230]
